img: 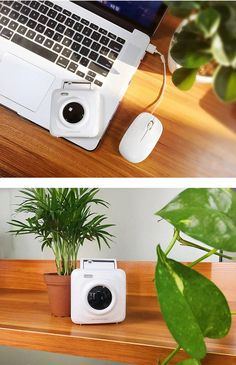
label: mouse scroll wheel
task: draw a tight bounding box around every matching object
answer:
[147,120,154,130]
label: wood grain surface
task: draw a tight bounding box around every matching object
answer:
[0,260,236,364]
[0,12,235,177]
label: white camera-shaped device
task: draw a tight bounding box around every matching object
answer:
[50,81,102,138]
[71,259,126,324]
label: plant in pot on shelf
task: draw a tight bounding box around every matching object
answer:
[166,1,236,103]
[9,188,114,317]
[155,188,236,365]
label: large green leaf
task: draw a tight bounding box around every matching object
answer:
[177,359,201,365]
[165,1,201,18]
[156,188,236,252]
[196,8,221,38]
[155,246,231,359]
[214,66,236,103]
[172,68,198,90]
[170,41,212,68]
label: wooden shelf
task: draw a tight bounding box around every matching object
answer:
[0,261,236,364]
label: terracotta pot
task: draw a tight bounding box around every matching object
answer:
[44,273,71,317]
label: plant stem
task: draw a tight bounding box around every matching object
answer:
[179,237,236,261]
[165,229,179,256]
[189,248,218,268]
[159,345,181,365]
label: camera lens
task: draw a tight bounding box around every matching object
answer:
[87,286,112,310]
[62,102,84,124]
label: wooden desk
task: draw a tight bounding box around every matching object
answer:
[0,260,235,365]
[0,13,235,177]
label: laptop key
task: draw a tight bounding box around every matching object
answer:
[48,9,57,18]
[99,27,107,35]
[77,70,85,78]
[30,1,40,10]
[62,37,72,47]
[45,1,53,7]
[90,23,98,30]
[62,9,71,17]
[97,55,113,70]
[17,25,27,35]
[55,24,65,34]
[117,37,125,44]
[53,32,63,42]
[56,56,69,68]
[108,32,116,40]
[82,26,92,37]
[65,28,74,38]
[0,27,13,39]
[47,19,56,29]
[54,4,62,12]
[82,37,92,47]
[26,29,36,40]
[44,39,54,49]
[56,13,66,22]
[100,36,109,46]
[62,48,72,58]
[38,15,48,24]
[73,33,83,43]
[65,18,75,28]
[72,14,80,22]
[85,75,94,82]
[88,71,96,78]
[80,46,89,56]
[35,24,45,33]
[44,28,54,38]
[38,5,49,15]
[12,33,58,62]
[18,15,28,24]
[72,42,81,52]
[0,17,10,26]
[100,46,109,56]
[91,41,100,52]
[67,62,77,73]
[94,80,103,87]
[53,43,63,53]
[88,62,109,77]
[1,7,10,16]
[71,52,80,63]
[27,20,37,30]
[108,40,123,53]
[9,10,19,20]
[89,51,98,61]
[81,18,89,26]
[29,10,40,20]
[80,57,89,67]
[108,50,118,60]
[12,2,22,11]
[74,22,83,32]
[91,31,100,41]
[21,6,30,16]
[35,34,45,44]
[8,20,18,30]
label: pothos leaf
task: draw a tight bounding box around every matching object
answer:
[155,246,231,359]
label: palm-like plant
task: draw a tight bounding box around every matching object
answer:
[9,188,114,275]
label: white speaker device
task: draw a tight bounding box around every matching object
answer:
[71,259,126,324]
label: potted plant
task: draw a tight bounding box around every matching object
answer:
[9,188,114,317]
[166,1,236,103]
[154,188,236,364]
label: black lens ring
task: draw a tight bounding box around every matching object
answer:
[87,285,112,310]
[62,102,85,124]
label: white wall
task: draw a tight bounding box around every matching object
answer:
[0,188,218,263]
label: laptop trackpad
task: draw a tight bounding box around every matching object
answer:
[0,53,55,112]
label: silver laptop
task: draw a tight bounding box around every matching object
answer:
[0,1,167,150]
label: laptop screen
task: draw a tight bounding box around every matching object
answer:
[73,1,167,36]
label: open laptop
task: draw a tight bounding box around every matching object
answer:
[0,1,167,150]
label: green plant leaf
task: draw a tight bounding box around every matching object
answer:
[212,34,236,66]
[196,8,221,38]
[155,246,231,359]
[177,359,201,365]
[165,1,200,18]
[172,68,198,90]
[214,66,236,102]
[170,41,212,68]
[156,188,236,252]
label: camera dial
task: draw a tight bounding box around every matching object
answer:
[63,102,85,124]
[87,285,112,310]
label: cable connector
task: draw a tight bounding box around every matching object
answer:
[146,43,157,55]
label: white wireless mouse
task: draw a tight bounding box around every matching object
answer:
[119,112,163,163]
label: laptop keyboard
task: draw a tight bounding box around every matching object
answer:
[0,1,126,87]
